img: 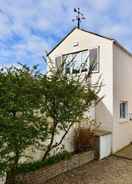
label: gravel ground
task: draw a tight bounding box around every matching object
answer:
[46,156,132,184]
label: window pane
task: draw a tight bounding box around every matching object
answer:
[120,103,124,118]
[81,50,89,72]
[72,53,81,74]
[89,48,98,71]
[63,49,98,74]
[63,54,72,74]
[120,102,128,119]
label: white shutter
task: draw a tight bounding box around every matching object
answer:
[55,56,62,69]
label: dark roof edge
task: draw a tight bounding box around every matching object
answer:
[47,27,76,56]
[113,40,132,57]
[79,27,114,41]
[47,27,132,57]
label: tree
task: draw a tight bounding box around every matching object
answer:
[0,54,102,183]
[0,65,48,184]
[40,56,102,160]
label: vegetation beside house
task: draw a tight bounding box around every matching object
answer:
[0,57,101,184]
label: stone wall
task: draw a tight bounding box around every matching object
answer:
[17,150,94,184]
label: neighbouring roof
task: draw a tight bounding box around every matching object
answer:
[47,27,132,57]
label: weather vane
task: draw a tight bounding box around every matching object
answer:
[72,8,86,29]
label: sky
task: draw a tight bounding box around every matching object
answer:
[0,0,132,72]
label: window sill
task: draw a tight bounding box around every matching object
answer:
[119,119,129,123]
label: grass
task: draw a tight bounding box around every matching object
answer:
[16,151,71,174]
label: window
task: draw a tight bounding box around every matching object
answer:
[89,48,98,72]
[81,50,89,72]
[63,54,73,74]
[72,52,82,74]
[63,47,99,74]
[120,101,128,119]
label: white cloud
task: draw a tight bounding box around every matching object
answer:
[0,10,12,38]
[0,0,132,68]
[99,24,131,38]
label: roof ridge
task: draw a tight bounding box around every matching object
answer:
[79,27,114,41]
[47,27,132,57]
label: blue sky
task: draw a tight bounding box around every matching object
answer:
[0,0,132,71]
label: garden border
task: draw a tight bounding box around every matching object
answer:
[17,150,94,184]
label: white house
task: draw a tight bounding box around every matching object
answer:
[47,27,132,153]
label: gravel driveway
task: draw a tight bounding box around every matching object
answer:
[46,156,132,184]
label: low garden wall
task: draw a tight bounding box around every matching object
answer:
[17,150,94,184]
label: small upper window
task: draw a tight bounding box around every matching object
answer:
[120,101,128,119]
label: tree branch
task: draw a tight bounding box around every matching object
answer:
[51,122,74,150]
[42,120,57,161]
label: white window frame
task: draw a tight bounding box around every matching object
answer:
[63,47,100,74]
[120,101,128,122]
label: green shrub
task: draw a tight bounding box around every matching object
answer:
[16,151,71,174]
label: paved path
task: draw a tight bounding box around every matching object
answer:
[115,144,132,160]
[46,156,132,184]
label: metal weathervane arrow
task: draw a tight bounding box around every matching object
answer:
[72,8,86,28]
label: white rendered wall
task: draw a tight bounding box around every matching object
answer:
[113,44,132,152]
[49,28,114,132]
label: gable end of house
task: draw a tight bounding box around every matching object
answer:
[47,27,132,58]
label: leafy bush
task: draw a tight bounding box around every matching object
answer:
[16,151,71,174]
[0,65,48,184]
